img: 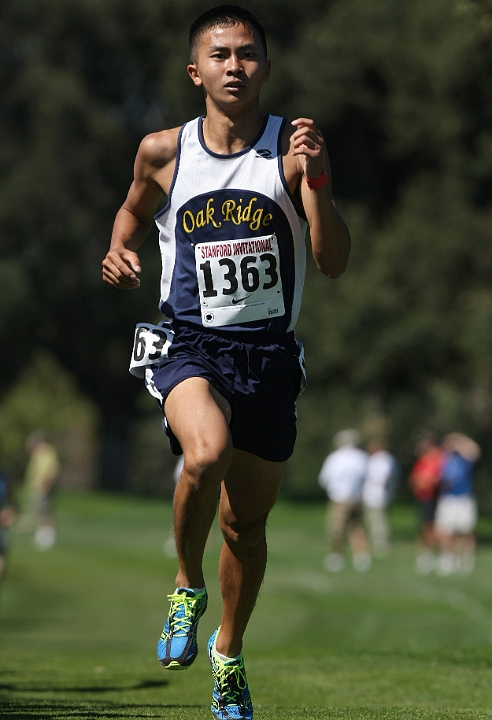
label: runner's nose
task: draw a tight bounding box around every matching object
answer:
[226,54,243,75]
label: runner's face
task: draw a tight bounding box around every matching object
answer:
[188,24,270,107]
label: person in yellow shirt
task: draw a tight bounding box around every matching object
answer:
[23,432,60,549]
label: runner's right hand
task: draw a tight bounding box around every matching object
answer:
[102,248,142,289]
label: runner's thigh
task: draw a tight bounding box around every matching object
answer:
[164,377,232,456]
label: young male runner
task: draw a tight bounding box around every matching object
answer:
[102,6,350,719]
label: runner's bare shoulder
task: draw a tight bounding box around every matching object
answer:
[137,126,182,173]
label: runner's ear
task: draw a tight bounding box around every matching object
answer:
[187,63,203,87]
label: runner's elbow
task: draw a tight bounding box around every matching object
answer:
[314,254,348,278]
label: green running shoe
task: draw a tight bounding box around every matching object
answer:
[208,628,253,720]
[157,587,208,670]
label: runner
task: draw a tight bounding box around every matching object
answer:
[102,6,350,718]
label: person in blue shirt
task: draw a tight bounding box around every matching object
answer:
[435,433,481,575]
[0,471,15,584]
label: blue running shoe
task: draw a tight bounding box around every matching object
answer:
[157,587,208,670]
[208,628,253,720]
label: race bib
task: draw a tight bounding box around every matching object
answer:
[129,321,174,378]
[195,234,285,327]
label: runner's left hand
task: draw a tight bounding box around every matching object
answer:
[290,118,325,179]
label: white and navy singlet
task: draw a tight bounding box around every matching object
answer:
[155,114,307,333]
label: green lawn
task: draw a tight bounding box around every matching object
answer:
[1,492,492,719]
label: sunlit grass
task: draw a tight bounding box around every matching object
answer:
[1,492,492,718]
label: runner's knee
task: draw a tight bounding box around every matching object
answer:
[219,511,268,556]
[181,438,233,490]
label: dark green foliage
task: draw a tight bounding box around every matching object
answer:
[1,0,492,496]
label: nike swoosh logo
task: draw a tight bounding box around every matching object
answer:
[231,295,251,305]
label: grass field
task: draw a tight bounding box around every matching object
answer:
[1,492,492,719]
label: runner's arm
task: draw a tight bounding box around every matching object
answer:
[291,118,351,278]
[102,131,177,289]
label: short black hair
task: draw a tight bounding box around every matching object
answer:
[189,5,267,62]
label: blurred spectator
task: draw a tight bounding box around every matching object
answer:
[362,439,398,557]
[0,470,16,584]
[435,432,481,575]
[318,429,371,573]
[20,432,60,550]
[408,433,444,574]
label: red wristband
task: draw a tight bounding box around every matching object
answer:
[305,171,328,190]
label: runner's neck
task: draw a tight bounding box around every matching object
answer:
[201,107,265,155]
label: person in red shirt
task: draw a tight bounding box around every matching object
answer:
[408,434,444,574]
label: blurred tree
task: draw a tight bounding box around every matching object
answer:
[1,0,165,488]
[0,350,97,492]
[1,0,492,502]
[285,0,492,501]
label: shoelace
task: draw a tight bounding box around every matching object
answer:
[213,655,249,705]
[167,592,201,637]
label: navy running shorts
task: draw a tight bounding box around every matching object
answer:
[0,528,7,556]
[419,498,437,524]
[145,323,305,463]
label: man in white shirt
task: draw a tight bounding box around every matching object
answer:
[318,429,370,572]
[362,439,397,557]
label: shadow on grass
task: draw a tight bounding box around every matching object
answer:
[0,700,203,718]
[0,678,168,693]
